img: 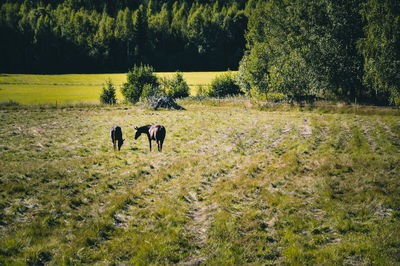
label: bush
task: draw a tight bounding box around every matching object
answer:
[196,85,209,97]
[100,79,117,104]
[121,64,159,104]
[160,72,190,99]
[208,72,242,98]
[141,84,163,99]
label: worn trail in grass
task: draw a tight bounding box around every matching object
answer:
[0,101,399,264]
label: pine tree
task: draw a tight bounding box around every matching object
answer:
[133,4,148,58]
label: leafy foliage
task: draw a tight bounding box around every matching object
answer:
[237,43,270,99]
[100,79,117,104]
[161,72,190,99]
[358,0,400,105]
[240,0,365,102]
[141,83,163,99]
[195,85,209,98]
[121,64,158,103]
[238,0,400,105]
[208,72,242,97]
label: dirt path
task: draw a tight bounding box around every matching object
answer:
[269,122,292,148]
[181,166,230,265]
[301,118,312,139]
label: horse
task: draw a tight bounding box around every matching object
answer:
[110,125,125,151]
[134,124,166,152]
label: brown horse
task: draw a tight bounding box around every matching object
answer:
[135,124,166,152]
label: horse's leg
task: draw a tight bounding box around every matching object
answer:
[157,140,160,152]
[148,137,152,151]
[112,133,116,151]
[160,139,164,152]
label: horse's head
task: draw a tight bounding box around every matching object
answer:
[134,127,140,140]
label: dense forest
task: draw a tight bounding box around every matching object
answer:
[238,0,400,105]
[0,0,247,73]
[0,0,399,105]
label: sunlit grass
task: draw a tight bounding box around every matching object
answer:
[0,72,230,104]
[0,100,399,264]
[0,84,125,105]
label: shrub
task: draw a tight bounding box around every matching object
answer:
[121,64,159,104]
[100,79,117,105]
[141,84,163,99]
[196,85,209,97]
[208,72,242,98]
[160,72,190,99]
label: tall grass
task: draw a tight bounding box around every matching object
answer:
[0,100,399,264]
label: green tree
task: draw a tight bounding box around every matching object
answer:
[94,9,114,50]
[321,0,365,101]
[358,0,400,105]
[148,3,171,53]
[209,71,242,97]
[163,72,190,99]
[171,2,187,39]
[121,64,158,103]
[237,42,270,99]
[133,4,148,57]
[141,83,164,98]
[1,0,247,73]
[240,0,365,101]
[100,79,117,104]
[115,8,133,60]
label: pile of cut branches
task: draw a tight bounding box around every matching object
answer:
[146,96,185,110]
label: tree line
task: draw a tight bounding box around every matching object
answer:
[0,0,247,73]
[238,0,400,106]
[1,0,399,105]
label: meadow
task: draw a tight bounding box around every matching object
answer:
[0,99,399,264]
[0,72,227,104]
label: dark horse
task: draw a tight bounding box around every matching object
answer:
[135,124,166,152]
[110,125,125,151]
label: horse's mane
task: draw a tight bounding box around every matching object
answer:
[137,125,151,132]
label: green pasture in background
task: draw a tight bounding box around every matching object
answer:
[0,72,227,104]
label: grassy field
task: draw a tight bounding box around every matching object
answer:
[0,72,226,104]
[0,99,399,264]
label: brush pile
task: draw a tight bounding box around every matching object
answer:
[147,96,185,110]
